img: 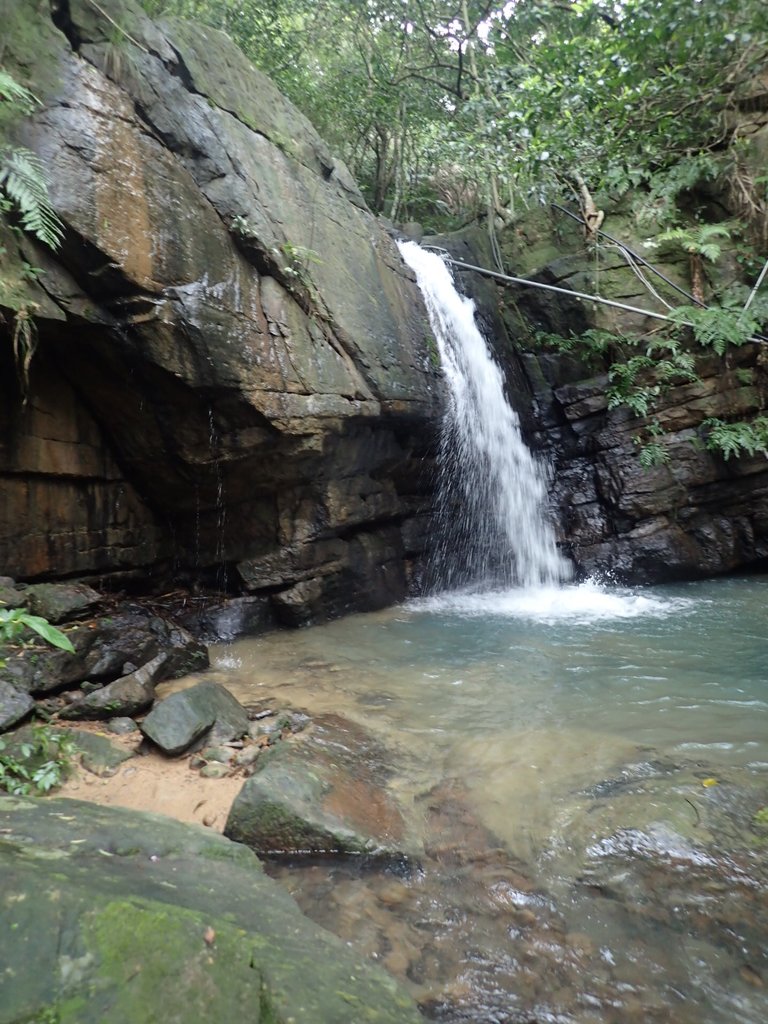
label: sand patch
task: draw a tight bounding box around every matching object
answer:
[56,724,243,832]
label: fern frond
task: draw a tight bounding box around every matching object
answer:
[697,242,722,263]
[0,148,63,248]
[669,304,757,354]
[703,416,768,460]
[0,70,37,114]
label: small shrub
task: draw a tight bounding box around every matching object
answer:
[0,607,75,652]
[0,725,78,796]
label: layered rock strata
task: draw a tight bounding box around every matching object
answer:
[0,0,439,622]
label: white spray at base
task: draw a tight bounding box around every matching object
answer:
[400,240,570,590]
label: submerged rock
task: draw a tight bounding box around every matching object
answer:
[0,795,424,1024]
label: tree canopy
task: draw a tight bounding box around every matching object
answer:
[138,0,768,231]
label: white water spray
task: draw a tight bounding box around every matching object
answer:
[400,241,570,590]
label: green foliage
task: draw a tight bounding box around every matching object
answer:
[0,608,75,653]
[0,70,63,249]
[483,0,767,209]
[657,223,737,264]
[0,149,63,250]
[534,327,616,356]
[702,416,768,460]
[635,439,670,468]
[0,725,78,796]
[669,304,760,355]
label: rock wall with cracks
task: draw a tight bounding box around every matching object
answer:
[439,209,768,583]
[0,0,441,624]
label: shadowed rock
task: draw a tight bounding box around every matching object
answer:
[59,652,168,721]
[0,680,34,732]
[141,680,250,755]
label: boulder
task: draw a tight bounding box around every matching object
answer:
[140,681,249,755]
[65,728,136,777]
[225,714,416,858]
[0,680,34,732]
[24,582,103,623]
[0,795,423,1024]
[58,652,168,720]
[0,608,208,696]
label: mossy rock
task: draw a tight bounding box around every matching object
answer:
[0,795,423,1024]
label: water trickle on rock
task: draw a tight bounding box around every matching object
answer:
[399,241,570,590]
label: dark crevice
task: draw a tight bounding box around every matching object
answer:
[50,0,81,51]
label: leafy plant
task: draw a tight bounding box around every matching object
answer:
[702,416,768,460]
[669,304,760,355]
[658,222,739,301]
[635,440,670,468]
[606,355,658,417]
[657,223,737,266]
[0,725,78,796]
[0,70,63,249]
[0,607,75,652]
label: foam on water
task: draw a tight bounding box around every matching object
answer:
[410,577,695,623]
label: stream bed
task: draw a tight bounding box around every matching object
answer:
[212,575,768,1022]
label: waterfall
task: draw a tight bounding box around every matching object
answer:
[399,241,570,591]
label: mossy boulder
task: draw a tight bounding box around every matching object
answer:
[140,680,250,755]
[226,713,419,859]
[0,795,424,1024]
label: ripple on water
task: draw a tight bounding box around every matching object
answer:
[210,575,768,1023]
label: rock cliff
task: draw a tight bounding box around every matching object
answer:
[0,0,440,623]
[442,202,768,582]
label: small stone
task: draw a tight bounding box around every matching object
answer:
[288,712,311,733]
[202,746,233,765]
[80,681,103,695]
[200,763,230,779]
[107,717,138,735]
[233,744,260,767]
[202,813,217,827]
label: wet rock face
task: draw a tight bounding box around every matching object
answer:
[440,218,768,583]
[528,351,768,582]
[0,0,439,621]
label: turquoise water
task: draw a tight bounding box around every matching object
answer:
[213,576,768,1022]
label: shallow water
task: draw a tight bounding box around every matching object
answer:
[212,576,768,1021]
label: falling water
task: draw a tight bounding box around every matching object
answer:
[399,241,570,590]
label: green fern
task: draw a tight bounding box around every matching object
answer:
[702,416,768,460]
[0,148,63,249]
[636,440,670,468]
[0,69,63,249]
[0,69,36,115]
[658,223,737,263]
[669,304,758,354]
